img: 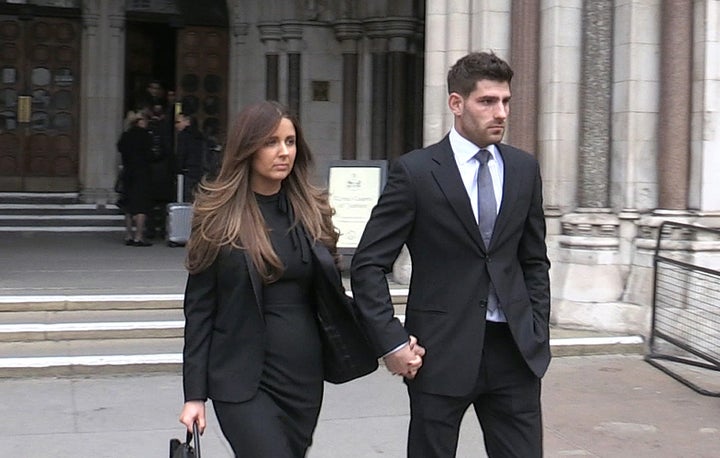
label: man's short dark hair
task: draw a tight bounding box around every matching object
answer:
[447,52,514,97]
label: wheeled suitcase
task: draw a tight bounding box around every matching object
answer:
[166,174,192,247]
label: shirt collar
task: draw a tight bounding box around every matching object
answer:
[449,126,498,164]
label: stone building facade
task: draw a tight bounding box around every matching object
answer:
[1,0,718,335]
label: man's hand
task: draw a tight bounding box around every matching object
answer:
[384,335,425,379]
[409,334,426,358]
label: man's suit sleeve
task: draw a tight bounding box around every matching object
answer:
[351,158,415,355]
[518,161,551,332]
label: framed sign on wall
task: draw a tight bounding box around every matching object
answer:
[328,160,388,266]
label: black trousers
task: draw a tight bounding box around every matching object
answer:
[407,322,543,458]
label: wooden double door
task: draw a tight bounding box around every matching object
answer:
[0,15,81,192]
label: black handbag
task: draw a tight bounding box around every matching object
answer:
[169,422,201,458]
[315,275,379,384]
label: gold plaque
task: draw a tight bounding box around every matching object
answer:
[18,95,32,123]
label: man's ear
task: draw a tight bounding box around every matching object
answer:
[448,92,463,116]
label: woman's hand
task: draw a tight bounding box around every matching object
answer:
[179,400,206,434]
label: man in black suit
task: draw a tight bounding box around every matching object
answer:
[351,51,551,457]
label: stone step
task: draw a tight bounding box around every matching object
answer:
[0,215,124,227]
[0,309,184,342]
[0,338,183,377]
[0,294,646,377]
[0,193,125,232]
[0,294,183,313]
[0,192,80,205]
[0,203,122,216]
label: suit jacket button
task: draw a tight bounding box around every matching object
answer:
[479,300,487,308]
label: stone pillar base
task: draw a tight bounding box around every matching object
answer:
[551,299,650,335]
[80,187,117,205]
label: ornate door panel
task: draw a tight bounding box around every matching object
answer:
[176,26,228,143]
[0,15,80,192]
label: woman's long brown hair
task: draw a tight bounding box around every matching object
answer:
[185,101,338,282]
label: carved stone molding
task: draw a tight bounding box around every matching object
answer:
[559,210,620,249]
[333,19,362,42]
[257,22,282,53]
[281,21,304,41]
[363,17,417,39]
[232,21,249,41]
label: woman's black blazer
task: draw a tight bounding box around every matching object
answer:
[182,237,347,403]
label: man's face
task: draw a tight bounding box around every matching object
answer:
[148,83,162,98]
[449,79,510,148]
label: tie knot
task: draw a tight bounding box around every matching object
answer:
[474,149,491,166]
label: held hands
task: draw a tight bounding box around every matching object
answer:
[384,335,426,380]
[179,400,206,434]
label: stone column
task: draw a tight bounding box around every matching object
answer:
[365,19,388,160]
[508,0,540,153]
[470,0,511,57]
[578,0,613,209]
[608,1,663,334]
[657,1,693,210]
[282,22,303,118]
[690,0,720,212]
[228,16,249,121]
[423,0,455,144]
[79,0,125,204]
[334,20,362,160]
[385,18,416,159]
[537,0,582,214]
[409,22,425,151]
[611,0,661,213]
[258,22,282,101]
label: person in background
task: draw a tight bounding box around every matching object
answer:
[351,51,551,457]
[116,111,154,247]
[179,100,357,456]
[174,112,205,202]
[145,103,174,238]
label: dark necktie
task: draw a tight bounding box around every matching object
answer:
[475,149,496,247]
[475,149,499,315]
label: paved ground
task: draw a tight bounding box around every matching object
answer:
[0,232,188,296]
[1,355,719,457]
[1,232,719,456]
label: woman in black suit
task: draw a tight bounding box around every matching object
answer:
[178,101,344,457]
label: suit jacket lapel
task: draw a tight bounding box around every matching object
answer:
[430,137,485,250]
[243,251,264,318]
[492,144,519,239]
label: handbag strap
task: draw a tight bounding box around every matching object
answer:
[185,422,201,458]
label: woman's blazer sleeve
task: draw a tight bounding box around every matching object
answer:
[182,258,218,402]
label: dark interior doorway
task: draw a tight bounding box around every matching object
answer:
[124,21,177,114]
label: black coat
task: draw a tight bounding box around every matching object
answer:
[351,136,551,397]
[182,237,357,403]
[117,126,153,214]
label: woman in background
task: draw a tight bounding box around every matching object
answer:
[117,111,154,246]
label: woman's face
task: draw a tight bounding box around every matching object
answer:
[250,117,297,195]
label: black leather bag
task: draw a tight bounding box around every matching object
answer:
[169,422,201,458]
[315,276,379,384]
